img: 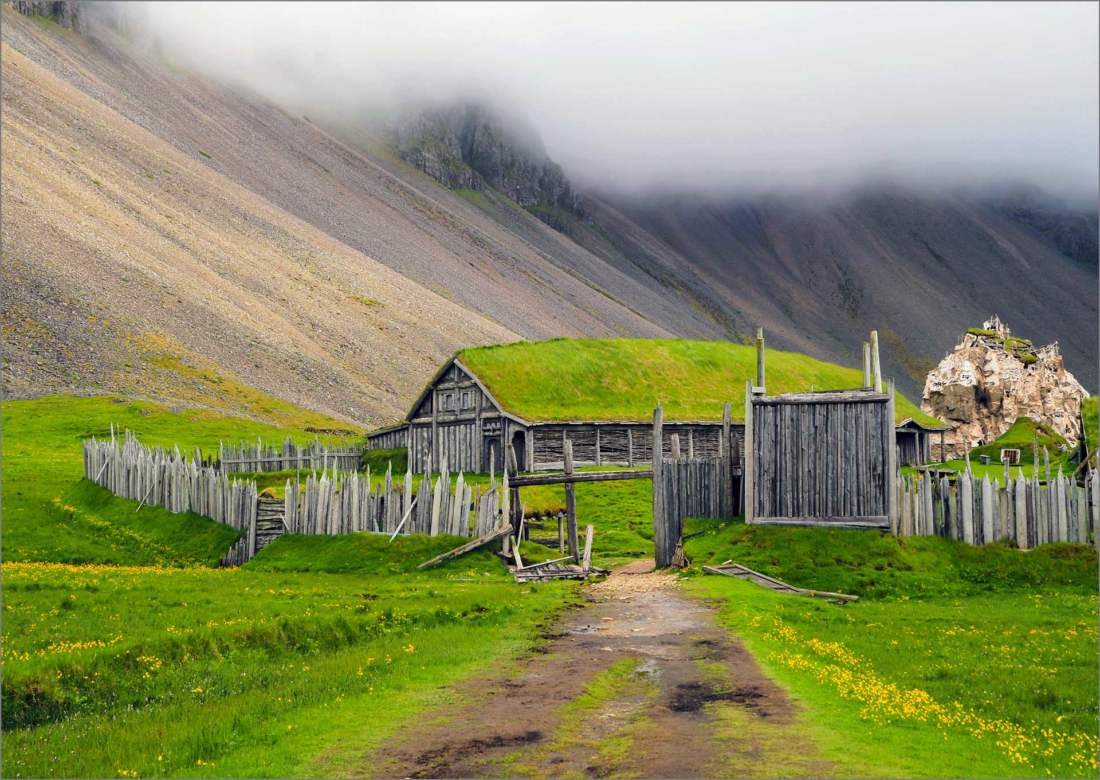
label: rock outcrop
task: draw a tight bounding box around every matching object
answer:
[921,316,1089,458]
[395,104,583,226]
[7,0,80,29]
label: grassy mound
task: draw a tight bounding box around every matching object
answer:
[458,338,940,425]
[2,396,347,565]
[970,416,1068,465]
[683,517,1097,599]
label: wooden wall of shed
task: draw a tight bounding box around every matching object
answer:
[532,423,744,472]
[367,427,408,451]
[752,396,890,522]
[897,430,920,467]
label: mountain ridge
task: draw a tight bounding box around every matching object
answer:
[1,5,1095,430]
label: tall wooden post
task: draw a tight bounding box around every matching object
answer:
[870,331,883,393]
[652,405,667,566]
[886,379,897,530]
[430,389,439,472]
[506,443,521,533]
[755,327,766,392]
[564,440,579,562]
[743,381,755,523]
[721,401,732,517]
[863,342,872,389]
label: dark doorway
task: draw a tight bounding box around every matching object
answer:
[512,431,527,471]
[483,437,500,474]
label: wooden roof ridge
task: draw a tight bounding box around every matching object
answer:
[391,354,531,428]
[895,416,951,432]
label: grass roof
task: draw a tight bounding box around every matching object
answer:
[458,338,943,426]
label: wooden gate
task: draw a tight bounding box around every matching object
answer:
[651,404,736,566]
[744,382,896,528]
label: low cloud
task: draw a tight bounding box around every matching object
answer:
[105,2,1099,202]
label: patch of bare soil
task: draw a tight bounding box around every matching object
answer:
[365,561,826,779]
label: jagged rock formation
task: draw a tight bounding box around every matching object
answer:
[395,104,583,227]
[921,316,1089,458]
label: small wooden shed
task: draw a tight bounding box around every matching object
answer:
[894,417,949,466]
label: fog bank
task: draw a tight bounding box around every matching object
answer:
[104,2,1099,202]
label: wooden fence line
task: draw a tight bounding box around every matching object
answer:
[218,436,362,474]
[83,430,502,567]
[895,467,1099,548]
[281,463,498,539]
[83,428,257,532]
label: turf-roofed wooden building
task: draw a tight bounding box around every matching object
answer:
[366,339,947,474]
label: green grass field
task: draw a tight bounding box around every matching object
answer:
[458,338,941,425]
[3,394,1095,778]
[1,396,581,777]
[682,520,1098,777]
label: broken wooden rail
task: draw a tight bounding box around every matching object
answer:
[703,562,858,603]
[508,469,653,487]
[416,525,512,570]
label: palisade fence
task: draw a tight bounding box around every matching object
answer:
[282,461,507,539]
[896,465,1099,548]
[83,429,506,566]
[218,436,363,474]
[83,428,257,532]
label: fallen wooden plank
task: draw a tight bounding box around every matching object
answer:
[417,525,512,570]
[703,563,858,603]
[518,556,573,571]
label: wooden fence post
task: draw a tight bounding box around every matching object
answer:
[886,380,897,530]
[1014,476,1028,549]
[721,401,732,517]
[564,439,579,562]
[1092,469,1099,549]
[870,330,883,393]
[981,475,993,544]
[755,328,766,391]
[652,405,667,566]
[960,471,974,545]
[743,382,754,524]
[862,342,872,389]
[430,472,443,536]
[506,443,521,531]
[247,498,257,560]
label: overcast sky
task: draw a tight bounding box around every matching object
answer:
[117,1,1099,202]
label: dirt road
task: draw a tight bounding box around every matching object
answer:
[367,561,831,778]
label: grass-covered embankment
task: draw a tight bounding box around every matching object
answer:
[2,396,580,777]
[682,519,1098,777]
[0,396,333,565]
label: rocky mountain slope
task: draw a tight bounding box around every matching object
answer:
[394,105,582,227]
[2,4,1095,427]
[921,316,1089,458]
